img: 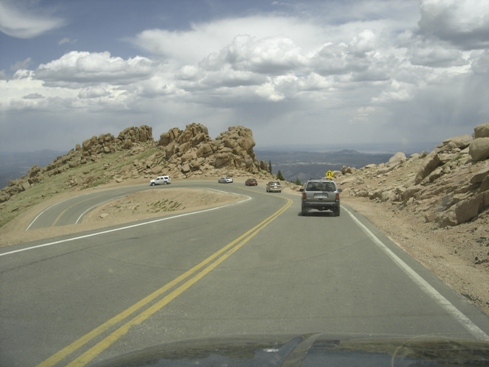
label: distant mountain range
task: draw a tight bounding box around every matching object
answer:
[255,149,395,183]
[254,140,440,183]
[258,141,438,154]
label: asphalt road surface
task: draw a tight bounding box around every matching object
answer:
[1,180,489,366]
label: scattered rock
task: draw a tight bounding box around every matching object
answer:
[338,122,489,229]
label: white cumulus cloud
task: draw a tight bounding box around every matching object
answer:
[34,51,157,87]
[0,1,66,39]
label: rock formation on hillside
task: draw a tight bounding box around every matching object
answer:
[158,123,266,175]
[0,124,270,203]
[338,122,489,228]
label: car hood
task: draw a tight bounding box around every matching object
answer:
[92,333,489,366]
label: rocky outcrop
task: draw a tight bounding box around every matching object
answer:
[157,123,266,177]
[0,123,271,204]
[339,124,489,228]
[80,125,153,157]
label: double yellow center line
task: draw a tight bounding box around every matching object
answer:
[37,197,292,367]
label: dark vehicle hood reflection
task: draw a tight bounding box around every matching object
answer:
[93,333,489,366]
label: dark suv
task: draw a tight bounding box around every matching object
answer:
[301,179,341,216]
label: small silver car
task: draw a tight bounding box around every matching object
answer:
[266,181,281,193]
[218,177,233,183]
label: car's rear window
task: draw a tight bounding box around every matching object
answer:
[306,182,335,191]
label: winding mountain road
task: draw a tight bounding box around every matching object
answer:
[26,185,155,230]
[1,180,489,366]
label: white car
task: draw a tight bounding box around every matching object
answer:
[218,177,233,183]
[150,175,171,186]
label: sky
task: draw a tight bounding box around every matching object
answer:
[0,0,488,153]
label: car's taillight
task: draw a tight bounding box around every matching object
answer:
[335,193,340,201]
[302,192,306,200]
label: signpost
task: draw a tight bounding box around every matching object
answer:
[326,170,334,179]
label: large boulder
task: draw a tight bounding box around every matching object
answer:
[196,143,214,158]
[388,152,406,166]
[474,122,489,139]
[437,191,489,226]
[214,153,232,168]
[442,134,473,149]
[401,186,422,202]
[158,127,180,146]
[415,151,442,184]
[470,166,489,184]
[469,138,489,161]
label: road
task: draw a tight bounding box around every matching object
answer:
[26,185,155,229]
[1,180,489,366]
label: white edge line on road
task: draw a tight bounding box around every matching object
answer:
[1,195,251,258]
[344,205,489,341]
[25,199,69,230]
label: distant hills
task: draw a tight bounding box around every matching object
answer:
[0,132,437,189]
[255,149,395,183]
[0,147,411,188]
[1,148,399,188]
[258,141,438,154]
[0,150,66,189]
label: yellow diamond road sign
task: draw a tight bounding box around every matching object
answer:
[326,170,334,179]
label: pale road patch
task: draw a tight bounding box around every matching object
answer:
[344,205,489,341]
